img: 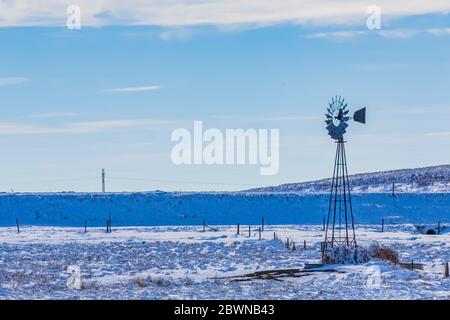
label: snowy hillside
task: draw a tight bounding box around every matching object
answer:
[247,165,450,194]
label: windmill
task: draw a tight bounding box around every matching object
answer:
[322,96,366,261]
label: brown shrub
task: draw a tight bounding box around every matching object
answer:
[133,276,147,288]
[154,277,171,287]
[370,245,400,265]
[81,280,100,290]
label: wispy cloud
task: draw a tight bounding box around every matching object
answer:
[356,62,419,71]
[0,118,175,135]
[306,27,450,41]
[0,77,29,86]
[103,85,161,93]
[211,114,320,122]
[305,31,367,40]
[385,107,450,115]
[426,131,450,137]
[249,115,320,122]
[0,1,449,27]
[29,112,80,118]
[377,29,419,38]
[159,28,203,41]
[427,28,450,36]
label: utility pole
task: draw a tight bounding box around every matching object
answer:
[102,168,106,193]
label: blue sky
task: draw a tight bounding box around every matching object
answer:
[0,2,450,192]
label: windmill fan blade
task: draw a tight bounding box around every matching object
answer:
[353,107,366,124]
[325,120,333,125]
[325,114,332,119]
[343,110,349,115]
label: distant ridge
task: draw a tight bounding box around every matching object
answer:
[245,165,450,194]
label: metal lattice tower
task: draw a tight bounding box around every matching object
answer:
[323,138,356,251]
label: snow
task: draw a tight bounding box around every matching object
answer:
[247,164,450,194]
[0,165,448,299]
[0,165,449,227]
[0,224,448,300]
[0,192,448,227]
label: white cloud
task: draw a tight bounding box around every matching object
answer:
[103,85,160,93]
[0,119,175,135]
[210,114,320,122]
[0,77,29,86]
[29,112,79,118]
[306,27,450,41]
[159,28,202,41]
[249,115,320,122]
[385,107,450,115]
[305,30,367,40]
[426,132,450,137]
[0,1,449,27]
[377,29,419,38]
[427,28,450,36]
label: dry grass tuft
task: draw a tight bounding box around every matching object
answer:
[133,276,147,288]
[370,244,400,265]
[154,277,171,287]
[81,280,100,290]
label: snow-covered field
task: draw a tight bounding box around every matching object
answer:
[1,192,449,227]
[0,224,448,300]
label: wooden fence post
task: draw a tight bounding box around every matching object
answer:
[323,217,325,231]
[382,218,384,233]
[445,262,449,278]
[16,218,20,233]
[237,223,240,235]
[262,217,264,231]
[259,227,261,240]
[248,225,251,237]
[303,240,307,250]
